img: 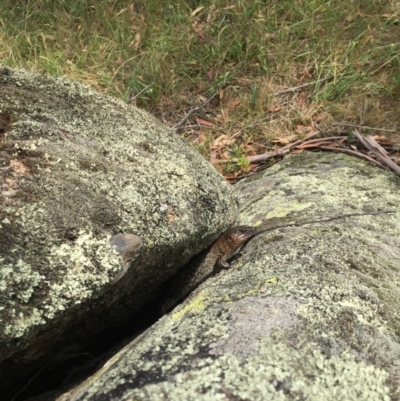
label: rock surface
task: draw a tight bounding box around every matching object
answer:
[61,152,400,401]
[0,67,238,389]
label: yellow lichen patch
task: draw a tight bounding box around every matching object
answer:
[171,292,207,320]
[264,277,279,286]
[171,277,279,320]
[223,277,279,305]
[265,203,313,219]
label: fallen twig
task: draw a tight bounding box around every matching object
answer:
[246,126,334,163]
[332,122,396,133]
[296,136,346,148]
[275,76,336,95]
[127,82,154,103]
[353,130,400,174]
[319,146,386,169]
[173,93,218,131]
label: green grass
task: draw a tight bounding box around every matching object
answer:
[0,0,399,175]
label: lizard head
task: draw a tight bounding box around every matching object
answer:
[214,225,257,268]
[224,225,256,245]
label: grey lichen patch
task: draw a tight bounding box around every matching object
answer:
[111,345,390,401]
[1,257,47,338]
[4,308,46,339]
[59,154,400,400]
[0,66,238,386]
[220,341,391,401]
[0,258,44,305]
[66,289,394,401]
[238,152,399,226]
[1,217,122,338]
[43,230,122,314]
[209,296,299,359]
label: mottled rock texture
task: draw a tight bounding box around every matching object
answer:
[0,66,238,388]
[62,153,400,401]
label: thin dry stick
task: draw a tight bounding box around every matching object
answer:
[111,55,141,82]
[363,135,389,155]
[296,136,346,147]
[275,76,338,95]
[278,125,337,152]
[352,129,369,147]
[246,127,331,163]
[319,146,386,169]
[127,82,154,103]
[332,122,396,133]
[353,130,400,174]
[246,149,284,164]
[173,93,218,131]
[241,116,274,130]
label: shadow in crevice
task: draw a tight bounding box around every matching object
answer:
[3,295,162,401]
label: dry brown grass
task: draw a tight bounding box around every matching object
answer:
[0,0,399,175]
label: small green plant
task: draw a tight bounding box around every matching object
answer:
[237,155,250,171]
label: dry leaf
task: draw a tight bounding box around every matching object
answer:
[372,135,392,144]
[196,117,214,127]
[297,141,331,149]
[214,115,225,124]
[295,125,307,134]
[211,134,233,148]
[297,92,307,109]
[274,138,290,145]
[233,97,241,107]
[224,174,238,181]
[241,142,256,154]
[129,3,134,20]
[193,131,207,145]
[272,134,298,145]
[116,7,128,17]
[364,34,374,44]
[195,22,206,41]
[191,6,204,17]
[269,105,282,112]
[227,97,241,110]
[134,33,141,51]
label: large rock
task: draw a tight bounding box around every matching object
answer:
[0,67,238,389]
[61,153,400,401]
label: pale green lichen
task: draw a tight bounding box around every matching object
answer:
[63,153,400,401]
[171,292,208,320]
[1,66,240,389]
[264,202,313,219]
[0,258,44,304]
[4,308,46,338]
